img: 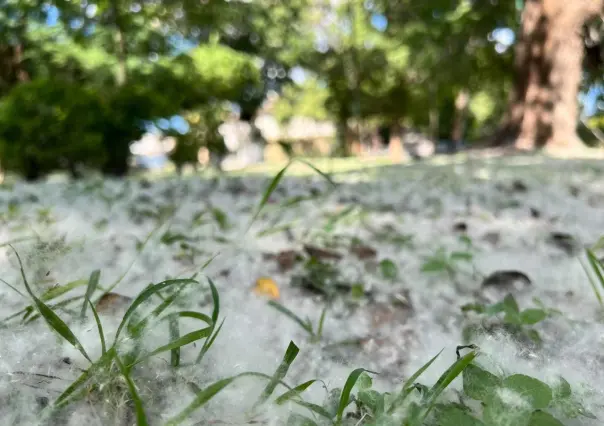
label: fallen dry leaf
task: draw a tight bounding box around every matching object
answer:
[263,250,301,272]
[95,292,133,315]
[303,244,342,260]
[253,277,280,300]
[350,243,377,260]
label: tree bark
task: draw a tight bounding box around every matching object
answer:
[496,0,604,151]
[336,115,351,156]
[451,88,469,152]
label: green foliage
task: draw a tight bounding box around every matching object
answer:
[0,79,107,179]
[461,294,556,346]
[166,105,229,171]
[272,76,330,124]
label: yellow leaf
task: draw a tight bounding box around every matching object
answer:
[253,277,280,300]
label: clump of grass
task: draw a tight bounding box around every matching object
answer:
[267,299,328,343]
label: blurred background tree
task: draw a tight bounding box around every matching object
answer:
[0,0,602,180]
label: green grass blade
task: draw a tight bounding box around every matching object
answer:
[169,371,294,424]
[129,283,190,339]
[132,327,212,367]
[291,400,334,419]
[275,379,317,405]
[40,279,88,301]
[87,298,106,355]
[246,160,292,234]
[196,317,225,364]
[101,223,163,296]
[586,249,604,301]
[256,341,300,406]
[267,300,314,335]
[114,353,149,426]
[316,305,328,340]
[208,278,220,324]
[417,350,478,422]
[169,315,180,367]
[580,256,604,308]
[294,158,337,188]
[164,376,238,425]
[164,310,213,325]
[0,277,25,298]
[80,270,101,320]
[54,348,116,408]
[336,368,373,424]
[388,349,443,414]
[53,368,93,408]
[113,278,197,344]
[25,295,85,324]
[10,246,91,363]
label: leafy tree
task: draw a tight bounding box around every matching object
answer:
[0,79,106,180]
[272,76,330,124]
[166,105,228,173]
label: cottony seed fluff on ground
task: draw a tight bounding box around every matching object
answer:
[1,155,604,425]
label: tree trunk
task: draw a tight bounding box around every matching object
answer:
[496,0,604,151]
[451,88,469,152]
[336,115,351,156]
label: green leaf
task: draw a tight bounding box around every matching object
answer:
[256,341,300,406]
[520,309,548,325]
[357,372,373,390]
[357,390,383,414]
[463,363,501,402]
[483,389,532,426]
[432,404,484,426]
[503,294,520,314]
[502,374,553,409]
[485,301,506,316]
[529,410,564,426]
[503,294,522,325]
[420,258,448,273]
[450,251,473,262]
[379,259,398,280]
[551,377,572,399]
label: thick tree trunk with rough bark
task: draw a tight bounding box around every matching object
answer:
[496,0,603,151]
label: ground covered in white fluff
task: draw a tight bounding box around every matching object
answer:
[1,155,604,425]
